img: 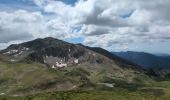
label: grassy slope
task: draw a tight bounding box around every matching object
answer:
[0,57,170,99]
[150,81,170,99]
[0,90,168,100]
[0,60,78,95]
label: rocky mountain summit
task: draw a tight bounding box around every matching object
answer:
[0,37,140,70]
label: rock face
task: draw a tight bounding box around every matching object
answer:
[0,37,141,70]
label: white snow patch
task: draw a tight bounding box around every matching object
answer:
[74,59,79,64]
[52,65,56,69]
[98,83,114,88]
[22,47,29,51]
[3,49,18,55]
[0,93,5,95]
[56,62,67,68]
[13,51,23,57]
[18,51,23,55]
[44,60,46,63]
[3,51,11,55]
[10,59,16,62]
[25,48,29,51]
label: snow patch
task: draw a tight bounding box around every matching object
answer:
[14,51,23,57]
[0,93,5,95]
[18,51,23,55]
[56,62,67,68]
[10,59,16,62]
[22,47,29,51]
[3,49,18,55]
[98,83,114,88]
[74,59,79,64]
[52,65,56,69]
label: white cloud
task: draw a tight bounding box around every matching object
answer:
[0,0,170,51]
[0,9,74,44]
[33,0,48,7]
[0,10,44,43]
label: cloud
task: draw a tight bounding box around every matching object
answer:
[0,10,42,43]
[34,0,44,6]
[79,25,111,36]
[0,0,170,52]
[0,9,74,44]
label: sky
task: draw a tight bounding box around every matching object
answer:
[0,0,170,54]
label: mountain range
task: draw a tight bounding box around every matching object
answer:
[0,37,148,96]
[0,37,170,99]
[112,51,170,69]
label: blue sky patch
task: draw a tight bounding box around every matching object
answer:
[57,0,78,5]
[120,10,134,18]
[65,37,84,44]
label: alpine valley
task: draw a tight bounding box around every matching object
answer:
[0,37,170,100]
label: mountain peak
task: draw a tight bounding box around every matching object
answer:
[43,37,61,42]
[44,37,56,40]
[0,37,141,70]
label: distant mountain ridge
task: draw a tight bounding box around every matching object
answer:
[112,51,170,69]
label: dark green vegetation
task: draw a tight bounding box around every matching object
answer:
[0,90,168,100]
[0,37,170,100]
